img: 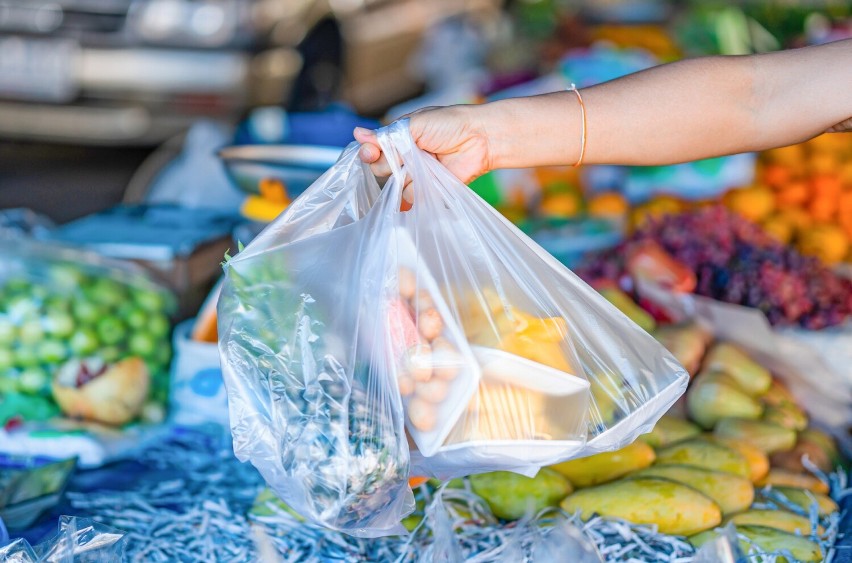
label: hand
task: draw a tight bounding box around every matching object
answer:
[353,105,495,204]
[827,117,852,133]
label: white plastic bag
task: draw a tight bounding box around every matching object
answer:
[218,120,687,536]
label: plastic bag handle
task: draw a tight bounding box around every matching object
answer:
[375,119,415,207]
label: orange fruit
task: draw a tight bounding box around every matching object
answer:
[724,185,775,222]
[811,174,843,200]
[839,192,852,215]
[775,181,809,208]
[761,215,794,244]
[807,133,849,155]
[764,144,805,166]
[840,162,852,187]
[798,223,849,265]
[588,192,629,219]
[535,166,577,188]
[809,197,837,223]
[775,207,812,234]
[539,192,583,218]
[840,213,852,240]
[809,151,838,175]
[409,476,429,488]
[762,164,793,188]
[630,197,685,229]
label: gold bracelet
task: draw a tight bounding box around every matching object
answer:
[568,83,587,167]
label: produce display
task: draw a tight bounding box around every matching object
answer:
[728,135,852,264]
[579,205,852,329]
[383,323,845,561]
[0,239,173,428]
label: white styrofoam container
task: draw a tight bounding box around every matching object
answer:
[387,228,481,457]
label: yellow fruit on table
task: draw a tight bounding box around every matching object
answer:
[762,215,794,244]
[757,469,830,494]
[809,151,838,174]
[561,477,722,535]
[630,196,685,229]
[539,192,583,218]
[632,464,754,516]
[774,181,810,209]
[549,442,655,487]
[774,207,812,234]
[764,144,805,166]
[724,185,775,223]
[798,223,850,265]
[588,192,629,219]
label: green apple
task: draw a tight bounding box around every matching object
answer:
[128,332,157,358]
[0,317,16,345]
[90,278,127,308]
[8,297,39,322]
[18,367,49,395]
[37,339,68,364]
[147,313,170,339]
[45,311,75,338]
[72,300,104,325]
[69,328,99,356]
[18,320,44,345]
[133,289,166,313]
[13,346,40,368]
[0,348,14,373]
[100,346,123,363]
[96,316,126,346]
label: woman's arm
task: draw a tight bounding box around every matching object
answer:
[355,39,852,182]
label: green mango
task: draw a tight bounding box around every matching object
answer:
[704,436,769,483]
[469,468,572,521]
[632,464,753,516]
[652,323,709,376]
[702,343,772,396]
[655,439,750,478]
[638,416,701,448]
[714,418,796,454]
[768,486,838,517]
[598,288,656,333]
[757,469,829,494]
[726,509,821,535]
[687,372,763,429]
[561,477,721,536]
[735,525,822,562]
[764,402,808,431]
[690,526,822,562]
[550,442,655,487]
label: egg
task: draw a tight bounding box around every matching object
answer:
[398,267,417,300]
[411,289,434,312]
[408,397,436,431]
[397,374,415,397]
[416,379,449,403]
[417,308,444,341]
[406,344,433,382]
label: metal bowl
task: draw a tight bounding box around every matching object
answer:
[218,144,343,199]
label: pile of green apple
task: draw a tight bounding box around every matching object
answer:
[0,261,173,425]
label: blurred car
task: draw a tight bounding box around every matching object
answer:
[0,0,500,145]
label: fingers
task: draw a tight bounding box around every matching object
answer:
[354,125,414,211]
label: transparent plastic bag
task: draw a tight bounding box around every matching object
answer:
[218,120,687,536]
[0,516,126,562]
[0,237,174,427]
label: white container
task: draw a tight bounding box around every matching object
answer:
[438,346,591,465]
[170,320,229,428]
[385,228,481,457]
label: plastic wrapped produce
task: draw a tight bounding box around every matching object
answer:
[218,120,688,536]
[0,237,174,427]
